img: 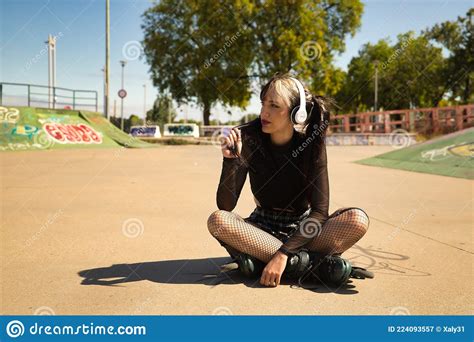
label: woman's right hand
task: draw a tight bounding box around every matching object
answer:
[221,127,242,159]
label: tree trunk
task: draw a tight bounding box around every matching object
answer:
[203,100,211,126]
[463,74,471,104]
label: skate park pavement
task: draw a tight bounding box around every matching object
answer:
[1,144,472,315]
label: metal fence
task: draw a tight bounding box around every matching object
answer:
[329,105,474,135]
[0,82,98,112]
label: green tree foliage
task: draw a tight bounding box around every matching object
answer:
[142,0,363,124]
[337,9,473,112]
[424,8,473,104]
[337,32,446,112]
[146,94,178,133]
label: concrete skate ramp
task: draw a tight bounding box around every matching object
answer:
[79,110,153,148]
[355,127,474,179]
[0,106,153,151]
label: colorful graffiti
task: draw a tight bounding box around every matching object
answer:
[448,142,474,158]
[11,125,39,139]
[43,123,102,144]
[420,141,473,161]
[0,107,20,124]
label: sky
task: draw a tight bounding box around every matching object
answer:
[1,0,472,122]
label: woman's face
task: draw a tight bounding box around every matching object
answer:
[259,88,293,134]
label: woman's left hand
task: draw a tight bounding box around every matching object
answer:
[260,251,288,287]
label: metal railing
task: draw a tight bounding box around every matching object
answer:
[0,82,98,112]
[329,105,474,135]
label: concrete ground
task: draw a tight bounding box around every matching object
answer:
[1,145,472,315]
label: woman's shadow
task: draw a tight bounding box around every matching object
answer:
[77,256,360,294]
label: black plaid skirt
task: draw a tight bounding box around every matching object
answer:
[243,206,312,243]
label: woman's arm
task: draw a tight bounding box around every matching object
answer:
[216,155,249,212]
[277,144,330,255]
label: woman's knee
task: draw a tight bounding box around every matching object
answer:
[207,209,231,236]
[347,208,370,237]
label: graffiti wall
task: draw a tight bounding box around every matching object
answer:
[0,107,119,151]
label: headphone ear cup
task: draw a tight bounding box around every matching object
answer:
[290,105,308,125]
[290,106,299,125]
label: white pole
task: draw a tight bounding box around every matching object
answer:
[46,34,52,108]
[105,0,110,120]
[120,60,126,131]
[143,84,147,119]
[374,60,379,112]
[52,35,56,108]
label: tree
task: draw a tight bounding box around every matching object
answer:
[337,32,446,112]
[141,0,363,125]
[142,1,254,126]
[146,94,177,133]
[423,8,474,105]
[335,39,393,113]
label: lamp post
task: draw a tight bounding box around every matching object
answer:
[105,0,110,120]
[374,60,379,112]
[46,34,57,109]
[119,60,127,131]
[143,84,147,119]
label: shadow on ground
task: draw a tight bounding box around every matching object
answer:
[78,245,430,295]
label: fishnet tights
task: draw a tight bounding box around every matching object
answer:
[207,208,369,263]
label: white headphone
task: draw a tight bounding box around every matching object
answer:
[289,77,314,125]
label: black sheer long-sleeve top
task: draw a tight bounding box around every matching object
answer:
[216,120,330,254]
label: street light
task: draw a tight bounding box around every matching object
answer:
[374,60,379,112]
[105,0,110,120]
[119,60,127,131]
[143,84,147,119]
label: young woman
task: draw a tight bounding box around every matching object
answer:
[207,73,372,288]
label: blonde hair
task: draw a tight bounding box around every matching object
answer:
[259,73,312,110]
